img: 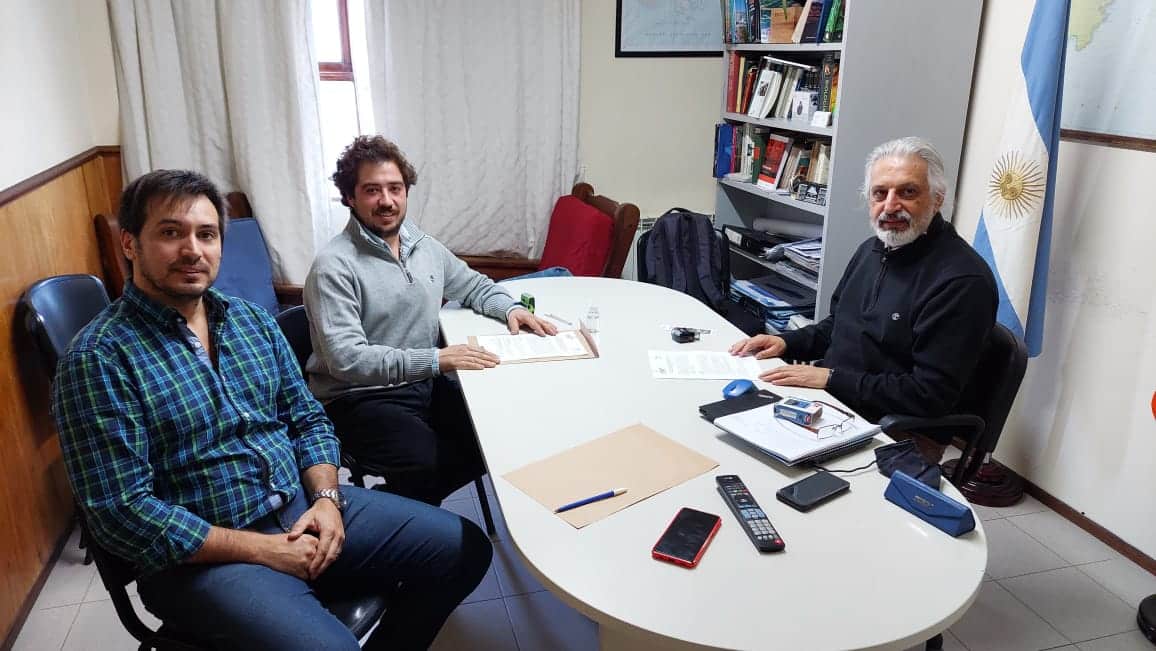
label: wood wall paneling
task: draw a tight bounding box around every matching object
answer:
[0,148,120,646]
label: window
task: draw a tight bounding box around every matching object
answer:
[312,0,372,193]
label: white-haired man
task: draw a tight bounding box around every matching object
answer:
[730,137,997,462]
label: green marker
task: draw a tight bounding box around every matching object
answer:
[520,292,535,314]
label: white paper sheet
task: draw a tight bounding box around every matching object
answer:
[474,330,590,362]
[647,350,763,380]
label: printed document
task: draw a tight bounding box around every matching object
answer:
[473,330,592,363]
[648,350,762,380]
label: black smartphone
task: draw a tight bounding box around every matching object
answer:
[651,507,722,568]
[776,471,850,512]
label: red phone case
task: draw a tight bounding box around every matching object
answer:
[651,508,722,568]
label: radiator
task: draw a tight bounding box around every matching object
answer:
[620,216,657,281]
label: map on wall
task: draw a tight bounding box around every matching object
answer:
[1061,0,1156,142]
[616,0,723,56]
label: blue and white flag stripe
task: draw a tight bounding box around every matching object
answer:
[972,0,1070,357]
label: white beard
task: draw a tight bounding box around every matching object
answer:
[871,209,931,249]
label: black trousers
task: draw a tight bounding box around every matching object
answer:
[325,375,486,506]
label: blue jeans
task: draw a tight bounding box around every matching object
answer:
[504,266,573,281]
[137,486,492,650]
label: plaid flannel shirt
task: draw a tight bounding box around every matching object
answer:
[52,283,339,574]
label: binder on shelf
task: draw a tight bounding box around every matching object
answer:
[714,123,736,178]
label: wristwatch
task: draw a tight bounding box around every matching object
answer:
[310,487,347,512]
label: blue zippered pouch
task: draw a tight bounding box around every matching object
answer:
[884,470,976,537]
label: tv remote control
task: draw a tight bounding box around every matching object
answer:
[716,475,785,552]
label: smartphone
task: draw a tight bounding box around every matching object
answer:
[776,471,850,512]
[651,507,722,568]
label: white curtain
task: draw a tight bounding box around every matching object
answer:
[364,0,580,257]
[107,0,329,283]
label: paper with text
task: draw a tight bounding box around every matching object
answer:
[472,330,592,363]
[648,350,762,380]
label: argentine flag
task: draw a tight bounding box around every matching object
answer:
[972,0,1070,358]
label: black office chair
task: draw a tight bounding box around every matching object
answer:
[76,509,387,651]
[275,306,498,537]
[20,274,113,566]
[878,322,1029,651]
[877,322,1028,489]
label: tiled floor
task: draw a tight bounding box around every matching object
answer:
[13,472,1155,650]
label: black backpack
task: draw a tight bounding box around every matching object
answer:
[639,208,729,311]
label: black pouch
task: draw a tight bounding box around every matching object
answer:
[875,439,941,489]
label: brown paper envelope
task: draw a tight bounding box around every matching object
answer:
[503,423,719,528]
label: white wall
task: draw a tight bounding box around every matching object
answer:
[956,0,1156,558]
[0,0,119,189]
[578,0,720,219]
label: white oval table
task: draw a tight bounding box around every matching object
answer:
[440,277,986,651]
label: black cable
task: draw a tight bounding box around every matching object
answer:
[810,459,877,474]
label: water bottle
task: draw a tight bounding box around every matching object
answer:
[583,305,600,333]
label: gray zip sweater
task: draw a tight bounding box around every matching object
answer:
[304,216,517,401]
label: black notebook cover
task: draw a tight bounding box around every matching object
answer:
[699,390,782,422]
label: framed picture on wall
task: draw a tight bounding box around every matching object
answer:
[615,0,723,58]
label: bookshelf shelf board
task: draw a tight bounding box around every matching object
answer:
[731,244,779,273]
[722,112,834,137]
[718,177,827,216]
[728,42,843,53]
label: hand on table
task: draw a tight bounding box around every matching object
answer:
[440,344,500,372]
[759,363,830,389]
[507,308,558,336]
[729,334,786,359]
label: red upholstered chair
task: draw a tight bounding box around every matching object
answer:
[535,183,641,278]
[459,183,640,280]
[536,195,614,276]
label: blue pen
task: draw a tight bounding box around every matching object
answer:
[554,488,629,513]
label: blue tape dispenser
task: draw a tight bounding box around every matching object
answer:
[883,470,976,537]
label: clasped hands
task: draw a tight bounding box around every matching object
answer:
[439,307,558,372]
[729,334,830,389]
[268,498,345,581]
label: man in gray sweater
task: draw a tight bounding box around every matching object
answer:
[304,136,556,505]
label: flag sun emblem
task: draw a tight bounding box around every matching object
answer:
[986,150,1045,220]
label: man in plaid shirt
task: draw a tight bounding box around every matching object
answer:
[53,170,491,650]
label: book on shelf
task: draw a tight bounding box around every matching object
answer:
[817,52,839,112]
[792,0,825,44]
[746,63,779,118]
[788,90,818,123]
[806,143,831,184]
[823,0,845,43]
[733,0,750,43]
[756,133,793,189]
[813,0,833,44]
[721,0,842,45]
[766,1,804,43]
[738,62,759,114]
[714,123,736,178]
[829,63,840,113]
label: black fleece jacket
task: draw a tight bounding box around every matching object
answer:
[779,214,997,422]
